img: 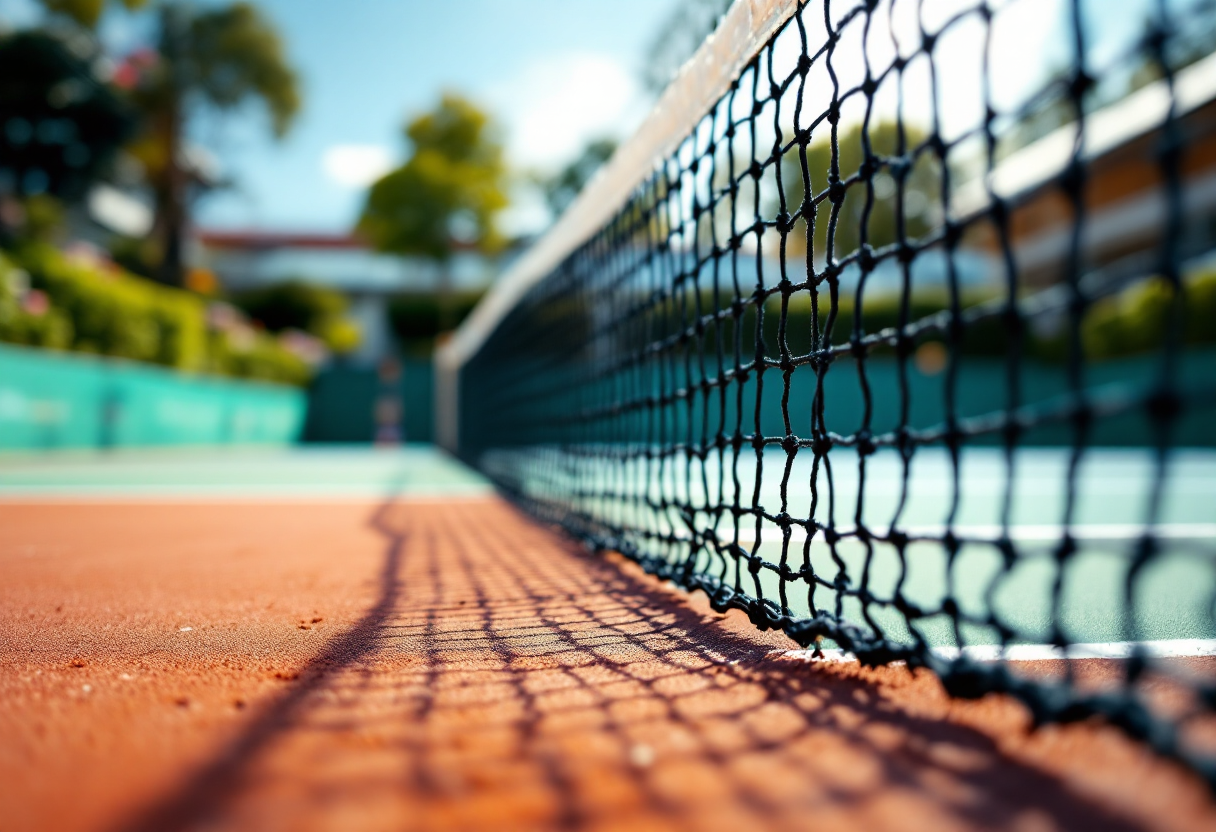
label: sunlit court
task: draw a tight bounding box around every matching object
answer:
[2,0,1215,830]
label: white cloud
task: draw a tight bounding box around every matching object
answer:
[322,144,395,188]
[485,52,648,172]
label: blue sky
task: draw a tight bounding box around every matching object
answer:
[0,0,1169,236]
[1,0,683,233]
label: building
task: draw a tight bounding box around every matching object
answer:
[198,230,499,365]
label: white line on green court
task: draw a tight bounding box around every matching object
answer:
[782,637,1216,663]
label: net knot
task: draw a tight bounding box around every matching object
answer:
[1054,534,1077,562]
[797,53,813,76]
[1145,388,1181,425]
[1068,69,1094,101]
[988,196,1008,225]
[1002,418,1023,447]
[811,433,833,457]
[1059,159,1086,196]
[781,434,799,453]
[776,211,795,233]
[857,245,876,273]
[893,594,923,619]
[856,430,876,456]
[827,178,846,205]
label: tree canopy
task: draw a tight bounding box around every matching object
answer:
[117,2,300,284]
[36,0,147,29]
[777,121,939,263]
[538,137,617,220]
[0,29,137,205]
[357,94,508,262]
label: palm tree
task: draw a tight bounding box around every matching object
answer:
[123,2,300,285]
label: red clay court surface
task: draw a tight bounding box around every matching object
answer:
[3,496,1216,832]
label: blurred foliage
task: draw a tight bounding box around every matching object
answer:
[776,121,939,262]
[0,250,74,348]
[0,28,137,204]
[358,94,508,262]
[107,233,159,279]
[1080,270,1216,360]
[678,268,1216,365]
[36,0,147,29]
[230,279,361,356]
[537,137,617,219]
[162,2,300,138]
[388,290,483,354]
[0,243,311,384]
[642,0,731,93]
[3,194,68,245]
[120,2,300,284]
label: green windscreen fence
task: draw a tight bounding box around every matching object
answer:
[0,343,306,451]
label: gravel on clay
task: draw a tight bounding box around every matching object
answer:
[1,498,1214,832]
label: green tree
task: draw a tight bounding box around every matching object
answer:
[641,0,732,93]
[0,28,137,226]
[230,279,361,355]
[36,0,147,28]
[357,94,508,330]
[122,2,300,286]
[537,136,617,220]
[358,94,508,261]
[776,121,939,263]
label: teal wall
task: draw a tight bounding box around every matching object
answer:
[0,342,306,451]
[303,360,433,443]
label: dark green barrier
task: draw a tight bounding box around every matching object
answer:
[303,360,434,444]
[0,342,305,451]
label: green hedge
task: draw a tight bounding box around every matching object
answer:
[388,290,484,354]
[756,269,1216,361]
[0,245,310,385]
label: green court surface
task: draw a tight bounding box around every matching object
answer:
[502,446,1216,652]
[725,449,1216,650]
[0,444,491,499]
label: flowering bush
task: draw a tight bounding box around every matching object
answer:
[0,245,314,385]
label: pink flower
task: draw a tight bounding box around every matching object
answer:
[21,289,49,317]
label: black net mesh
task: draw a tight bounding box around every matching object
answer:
[458,0,1216,788]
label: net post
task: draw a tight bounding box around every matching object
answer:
[433,345,459,453]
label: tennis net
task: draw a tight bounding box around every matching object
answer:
[437,0,1216,789]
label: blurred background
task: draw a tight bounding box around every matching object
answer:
[1,0,1214,453]
[0,0,719,449]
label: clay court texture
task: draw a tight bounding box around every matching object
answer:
[2,447,1215,832]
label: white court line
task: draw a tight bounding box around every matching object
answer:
[780,638,1216,664]
[708,524,1216,546]
[0,488,494,504]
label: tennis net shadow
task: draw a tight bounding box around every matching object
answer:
[114,498,1210,832]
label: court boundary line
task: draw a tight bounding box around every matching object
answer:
[0,491,496,504]
[779,638,1216,664]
